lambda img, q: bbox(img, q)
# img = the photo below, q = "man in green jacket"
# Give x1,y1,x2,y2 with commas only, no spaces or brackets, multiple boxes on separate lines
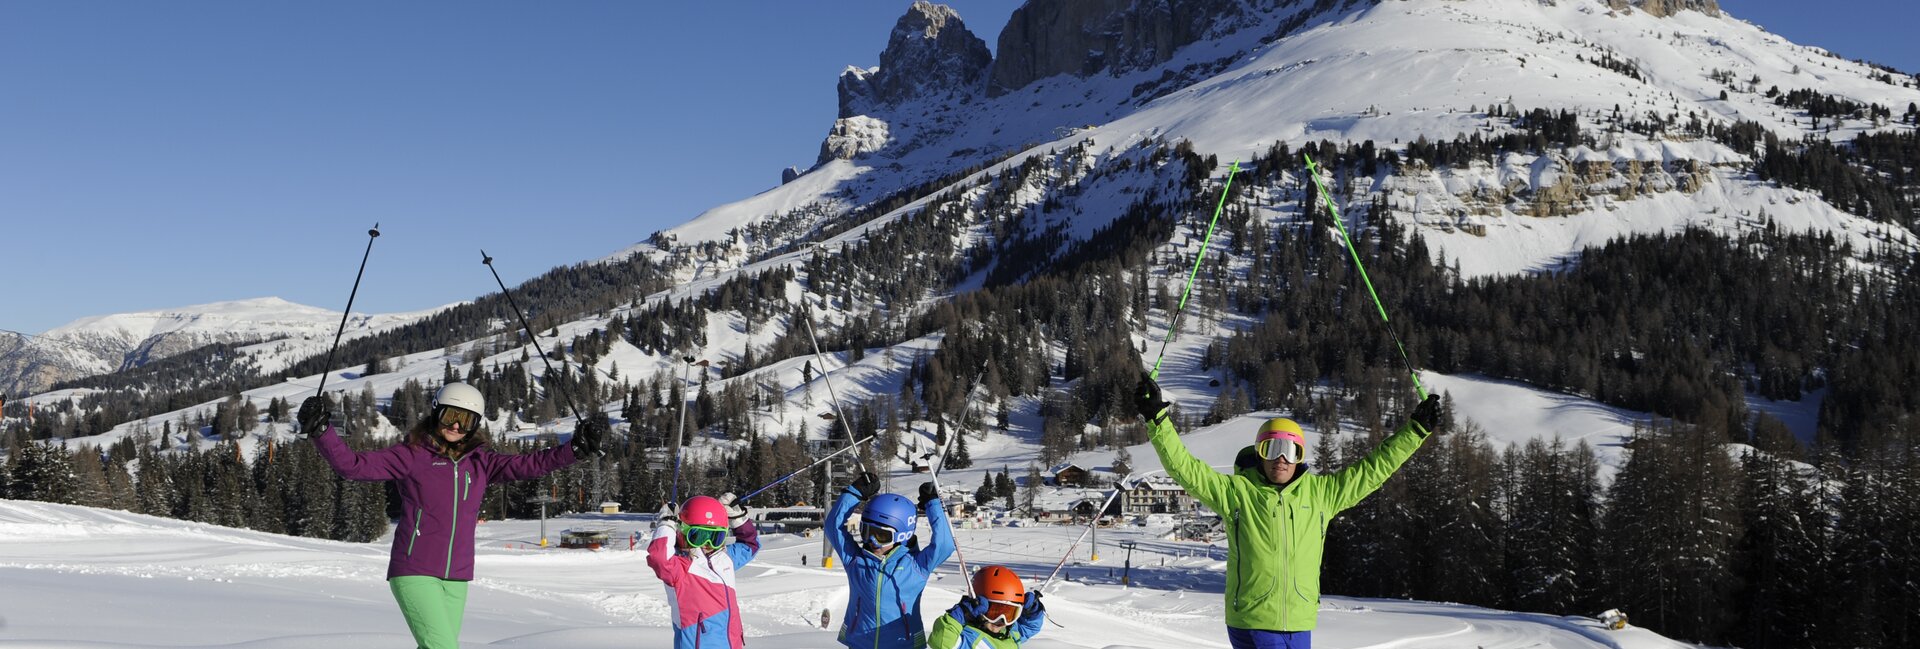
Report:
1136,373,1442,649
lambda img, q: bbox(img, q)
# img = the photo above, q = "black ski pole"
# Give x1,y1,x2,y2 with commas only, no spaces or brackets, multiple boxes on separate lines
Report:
480,250,585,423
316,224,381,397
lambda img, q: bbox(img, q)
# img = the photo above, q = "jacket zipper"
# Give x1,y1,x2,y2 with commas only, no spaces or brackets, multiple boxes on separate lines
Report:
874,546,896,649
1230,510,1243,609
1281,491,1291,623
407,508,422,556
445,460,461,578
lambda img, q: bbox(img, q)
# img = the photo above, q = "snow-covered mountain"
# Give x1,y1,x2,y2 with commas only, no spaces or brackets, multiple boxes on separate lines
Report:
0,297,445,396
645,0,1916,278
18,0,1912,465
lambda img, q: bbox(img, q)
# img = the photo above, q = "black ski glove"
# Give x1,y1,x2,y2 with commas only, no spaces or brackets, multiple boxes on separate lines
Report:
919,482,939,510
571,416,609,457
297,396,332,438
849,471,879,500
1410,394,1444,437
1135,372,1171,425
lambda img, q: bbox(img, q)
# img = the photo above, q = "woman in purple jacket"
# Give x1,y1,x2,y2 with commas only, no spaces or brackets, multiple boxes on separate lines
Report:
297,382,605,649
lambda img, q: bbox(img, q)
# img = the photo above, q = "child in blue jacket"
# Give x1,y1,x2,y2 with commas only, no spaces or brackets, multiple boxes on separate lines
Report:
827,472,957,649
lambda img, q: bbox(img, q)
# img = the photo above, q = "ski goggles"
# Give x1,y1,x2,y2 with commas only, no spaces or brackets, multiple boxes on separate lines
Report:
684,524,728,549
1255,437,1305,464
435,406,480,433
982,598,1023,626
862,522,900,547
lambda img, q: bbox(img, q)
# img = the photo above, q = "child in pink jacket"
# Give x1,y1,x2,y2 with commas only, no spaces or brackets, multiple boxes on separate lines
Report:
647,492,760,648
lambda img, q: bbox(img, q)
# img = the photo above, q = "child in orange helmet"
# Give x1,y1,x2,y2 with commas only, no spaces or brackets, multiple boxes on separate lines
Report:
930,565,1045,648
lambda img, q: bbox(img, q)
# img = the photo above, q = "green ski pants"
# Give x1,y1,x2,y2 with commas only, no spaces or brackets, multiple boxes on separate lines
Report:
390,575,470,649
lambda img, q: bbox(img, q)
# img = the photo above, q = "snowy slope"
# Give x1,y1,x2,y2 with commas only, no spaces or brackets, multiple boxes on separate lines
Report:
0,499,1699,648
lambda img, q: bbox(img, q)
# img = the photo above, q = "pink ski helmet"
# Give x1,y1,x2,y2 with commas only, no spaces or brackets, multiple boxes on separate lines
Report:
680,495,728,528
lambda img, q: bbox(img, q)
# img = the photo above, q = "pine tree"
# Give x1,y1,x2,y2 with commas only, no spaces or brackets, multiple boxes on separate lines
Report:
1730,448,1830,648
1825,454,1920,648
1502,438,1601,615
975,473,995,506
1021,464,1043,514
1600,421,1742,643
69,446,112,508
945,430,973,469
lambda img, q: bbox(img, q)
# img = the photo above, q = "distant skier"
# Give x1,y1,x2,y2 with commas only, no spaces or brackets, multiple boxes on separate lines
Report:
1136,373,1442,649
825,471,956,649
929,565,1046,648
298,382,605,649
647,492,760,649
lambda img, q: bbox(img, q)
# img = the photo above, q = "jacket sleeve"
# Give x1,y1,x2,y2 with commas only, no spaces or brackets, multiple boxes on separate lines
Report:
1319,419,1430,512
481,443,578,482
1145,417,1238,516
1013,605,1045,642
645,523,686,586
726,519,761,567
824,488,862,561
929,610,968,649
311,428,408,481
914,497,957,572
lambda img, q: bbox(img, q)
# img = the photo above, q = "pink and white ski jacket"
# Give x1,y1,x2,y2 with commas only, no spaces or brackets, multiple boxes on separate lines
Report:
646,519,760,648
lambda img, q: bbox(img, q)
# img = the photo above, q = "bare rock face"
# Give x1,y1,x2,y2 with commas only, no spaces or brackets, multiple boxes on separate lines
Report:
836,1,992,119
818,115,892,163
987,0,1247,97
1608,0,1721,18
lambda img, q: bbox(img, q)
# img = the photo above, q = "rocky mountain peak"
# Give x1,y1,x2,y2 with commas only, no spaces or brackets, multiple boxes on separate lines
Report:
836,1,992,119
1609,0,1721,18
986,0,1253,97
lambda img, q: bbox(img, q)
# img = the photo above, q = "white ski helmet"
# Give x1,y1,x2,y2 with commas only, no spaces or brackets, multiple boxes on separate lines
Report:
434,382,485,415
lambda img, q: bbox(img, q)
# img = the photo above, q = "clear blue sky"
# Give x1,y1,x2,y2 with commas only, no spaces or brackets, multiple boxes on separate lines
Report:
0,1,1912,334
0,1,1024,334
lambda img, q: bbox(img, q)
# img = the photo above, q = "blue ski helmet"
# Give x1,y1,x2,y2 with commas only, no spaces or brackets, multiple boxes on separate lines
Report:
862,493,917,538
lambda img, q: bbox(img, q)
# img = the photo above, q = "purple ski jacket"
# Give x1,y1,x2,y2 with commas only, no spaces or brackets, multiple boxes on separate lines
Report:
312,426,577,580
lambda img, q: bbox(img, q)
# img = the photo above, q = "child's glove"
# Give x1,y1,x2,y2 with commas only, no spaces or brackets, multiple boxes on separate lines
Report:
1021,591,1045,620
849,471,879,500
948,595,987,623
655,503,678,531
718,492,749,529
918,482,940,511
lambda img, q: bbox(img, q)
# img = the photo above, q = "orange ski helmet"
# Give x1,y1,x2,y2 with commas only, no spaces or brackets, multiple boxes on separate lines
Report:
972,565,1027,605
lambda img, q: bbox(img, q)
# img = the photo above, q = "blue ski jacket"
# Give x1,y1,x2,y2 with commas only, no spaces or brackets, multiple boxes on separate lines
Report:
827,486,957,649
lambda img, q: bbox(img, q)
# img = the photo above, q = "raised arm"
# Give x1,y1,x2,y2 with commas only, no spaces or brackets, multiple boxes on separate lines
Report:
311,428,409,481
481,443,577,482
826,473,878,561
726,519,761,567
1321,396,1440,512
645,517,687,586
1138,374,1239,515
914,483,956,572
1014,591,1047,641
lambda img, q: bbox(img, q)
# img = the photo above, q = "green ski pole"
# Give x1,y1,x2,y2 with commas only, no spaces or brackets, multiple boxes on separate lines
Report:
1302,153,1427,399
1150,161,1241,380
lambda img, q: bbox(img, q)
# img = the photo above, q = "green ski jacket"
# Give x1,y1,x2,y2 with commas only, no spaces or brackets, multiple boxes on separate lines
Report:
1146,416,1429,632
